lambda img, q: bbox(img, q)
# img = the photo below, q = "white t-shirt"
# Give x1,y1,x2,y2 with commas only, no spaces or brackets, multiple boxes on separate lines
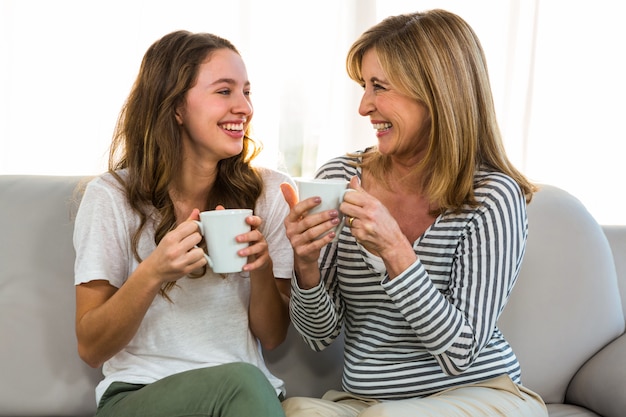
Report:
73,167,294,404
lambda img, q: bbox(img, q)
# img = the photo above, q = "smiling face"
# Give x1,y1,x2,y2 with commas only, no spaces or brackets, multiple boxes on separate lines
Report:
175,48,253,166
358,48,431,163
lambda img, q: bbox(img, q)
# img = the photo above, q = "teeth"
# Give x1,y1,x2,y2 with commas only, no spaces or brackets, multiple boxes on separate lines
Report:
373,122,392,131
222,123,244,131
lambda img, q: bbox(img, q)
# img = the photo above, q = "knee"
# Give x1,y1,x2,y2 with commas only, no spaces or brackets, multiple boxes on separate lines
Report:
228,362,266,381
219,362,276,399
184,362,275,400
281,397,307,414
357,403,390,417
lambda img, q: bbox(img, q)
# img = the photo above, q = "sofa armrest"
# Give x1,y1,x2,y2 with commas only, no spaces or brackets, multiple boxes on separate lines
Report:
565,332,626,417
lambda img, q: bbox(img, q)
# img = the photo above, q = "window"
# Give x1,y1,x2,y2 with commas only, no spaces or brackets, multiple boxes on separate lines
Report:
1,0,624,224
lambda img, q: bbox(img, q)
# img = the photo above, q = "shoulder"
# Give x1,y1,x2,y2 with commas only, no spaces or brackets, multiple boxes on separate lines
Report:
473,170,526,214
475,171,523,199
78,170,135,219
255,166,294,187
315,149,365,180
254,166,294,207
82,170,126,200
252,167,293,229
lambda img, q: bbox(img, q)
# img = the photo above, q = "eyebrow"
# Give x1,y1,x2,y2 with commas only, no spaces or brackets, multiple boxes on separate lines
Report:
211,78,250,87
369,76,388,85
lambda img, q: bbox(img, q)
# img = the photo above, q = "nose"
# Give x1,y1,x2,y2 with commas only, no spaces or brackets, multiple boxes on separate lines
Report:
234,91,253,116
358,88,374,117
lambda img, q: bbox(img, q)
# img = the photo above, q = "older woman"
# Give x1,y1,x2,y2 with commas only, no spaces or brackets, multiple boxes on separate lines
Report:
281,9,547,417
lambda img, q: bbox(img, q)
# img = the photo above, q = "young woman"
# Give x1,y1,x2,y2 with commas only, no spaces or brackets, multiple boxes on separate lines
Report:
281,9,548,417
74,30,292,417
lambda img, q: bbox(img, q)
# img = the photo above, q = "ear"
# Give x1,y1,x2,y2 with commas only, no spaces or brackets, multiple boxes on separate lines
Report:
174,106,184,125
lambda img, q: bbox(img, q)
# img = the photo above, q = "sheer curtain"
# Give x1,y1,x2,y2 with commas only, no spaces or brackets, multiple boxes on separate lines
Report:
1,0,624,224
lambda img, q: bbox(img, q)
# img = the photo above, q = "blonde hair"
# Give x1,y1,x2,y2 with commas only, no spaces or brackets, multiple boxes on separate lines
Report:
346,9,535,211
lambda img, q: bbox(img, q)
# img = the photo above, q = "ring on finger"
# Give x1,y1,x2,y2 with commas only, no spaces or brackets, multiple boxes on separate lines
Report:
348,216,355,227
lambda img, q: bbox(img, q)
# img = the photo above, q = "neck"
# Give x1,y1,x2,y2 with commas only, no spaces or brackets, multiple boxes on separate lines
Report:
171,161,219,214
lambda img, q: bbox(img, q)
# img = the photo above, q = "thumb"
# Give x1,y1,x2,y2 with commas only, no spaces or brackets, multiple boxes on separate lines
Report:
214,205,226,211
188,208,201,221
280,182,299,209
349,175,362,191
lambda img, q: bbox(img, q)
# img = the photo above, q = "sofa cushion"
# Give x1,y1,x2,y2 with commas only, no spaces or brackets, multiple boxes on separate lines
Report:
264,325,344,398
545,403,601,417
498,185,625,405
565,333,626,417
0,176,101,417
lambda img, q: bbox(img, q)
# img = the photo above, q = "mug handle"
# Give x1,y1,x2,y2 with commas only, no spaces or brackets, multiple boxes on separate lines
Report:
333,188,356,242
193,220,214,268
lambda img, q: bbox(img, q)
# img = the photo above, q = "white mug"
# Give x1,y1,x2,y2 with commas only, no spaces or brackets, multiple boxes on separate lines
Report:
296,178,354,240
194,209,252,274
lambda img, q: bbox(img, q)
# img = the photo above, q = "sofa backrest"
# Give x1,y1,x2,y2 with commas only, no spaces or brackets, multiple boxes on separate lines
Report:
603,225,626,320
498,185,625,404
0,175,100,417
1,175,624,416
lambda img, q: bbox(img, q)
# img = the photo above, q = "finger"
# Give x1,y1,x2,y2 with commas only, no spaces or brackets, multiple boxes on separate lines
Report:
187,246,207,264
182,230,203,248
215,205,226,210
239,232,266,256
179,249,208,275
244,214,262,230
242,251,270,272
280,182,299,209
236,227,261,244
174,216,201,238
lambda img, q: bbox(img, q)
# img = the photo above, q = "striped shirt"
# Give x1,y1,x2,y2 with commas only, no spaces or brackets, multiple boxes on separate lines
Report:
289,151,528,400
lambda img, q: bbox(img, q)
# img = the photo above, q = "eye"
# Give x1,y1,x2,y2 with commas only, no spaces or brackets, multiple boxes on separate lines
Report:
373,82,386,91
217,89,231,96
244,89,251,97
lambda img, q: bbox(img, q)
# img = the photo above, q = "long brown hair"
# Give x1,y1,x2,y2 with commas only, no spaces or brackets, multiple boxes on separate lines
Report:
108,30,263,292
346,9,535,211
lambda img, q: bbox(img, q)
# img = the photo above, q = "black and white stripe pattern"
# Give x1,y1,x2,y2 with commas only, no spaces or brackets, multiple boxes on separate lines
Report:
290,152,528,399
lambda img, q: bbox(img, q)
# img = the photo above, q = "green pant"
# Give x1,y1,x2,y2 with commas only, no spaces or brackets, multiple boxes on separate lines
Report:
96,362,286,417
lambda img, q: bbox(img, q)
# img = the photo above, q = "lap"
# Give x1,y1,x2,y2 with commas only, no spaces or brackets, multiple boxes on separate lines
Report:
97,362,285,417
282,375,548,417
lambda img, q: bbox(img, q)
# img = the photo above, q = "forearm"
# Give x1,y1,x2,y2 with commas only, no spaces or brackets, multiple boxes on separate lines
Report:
382,261,471,373
248,262,290,350
294,257,322,289
379,236,418,279
289,267,343,351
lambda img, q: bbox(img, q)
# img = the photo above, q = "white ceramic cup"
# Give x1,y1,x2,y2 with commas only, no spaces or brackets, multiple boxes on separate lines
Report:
194,209,252,274
296,178,353,240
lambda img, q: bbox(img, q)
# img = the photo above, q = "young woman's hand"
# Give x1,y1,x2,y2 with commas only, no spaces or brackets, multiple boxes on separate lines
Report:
237,212,272,273
143,208,207,284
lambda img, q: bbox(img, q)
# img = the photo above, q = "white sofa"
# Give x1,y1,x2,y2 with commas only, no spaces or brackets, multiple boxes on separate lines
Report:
0,175,624,417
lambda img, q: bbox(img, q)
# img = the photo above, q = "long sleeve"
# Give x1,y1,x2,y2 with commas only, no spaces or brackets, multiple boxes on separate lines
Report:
382,175,527,375
288,152,527,399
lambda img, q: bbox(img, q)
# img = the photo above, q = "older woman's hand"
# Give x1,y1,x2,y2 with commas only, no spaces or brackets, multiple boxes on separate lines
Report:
280,182,339,288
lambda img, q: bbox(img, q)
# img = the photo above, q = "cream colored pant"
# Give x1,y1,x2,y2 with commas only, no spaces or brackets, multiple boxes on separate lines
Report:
282,375,548,417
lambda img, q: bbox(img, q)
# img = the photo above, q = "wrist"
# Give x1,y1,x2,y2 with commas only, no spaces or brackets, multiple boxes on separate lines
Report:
294,261,321,290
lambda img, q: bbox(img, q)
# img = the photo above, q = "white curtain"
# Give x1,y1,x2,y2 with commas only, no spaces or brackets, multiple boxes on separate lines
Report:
1,0,624,224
